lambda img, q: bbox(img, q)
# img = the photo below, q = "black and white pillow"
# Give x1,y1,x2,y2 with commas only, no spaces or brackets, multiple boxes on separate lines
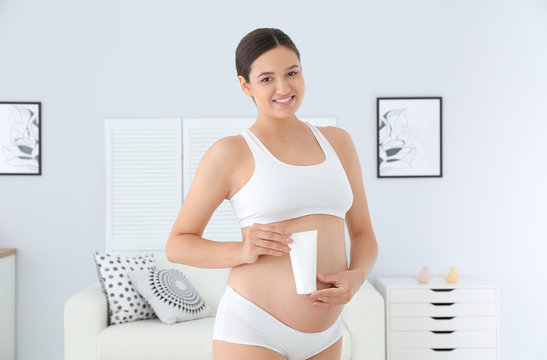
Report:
93,251,158,325
128,268,213,325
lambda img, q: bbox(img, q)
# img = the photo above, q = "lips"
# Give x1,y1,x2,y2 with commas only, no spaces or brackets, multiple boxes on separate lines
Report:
273,95,295,105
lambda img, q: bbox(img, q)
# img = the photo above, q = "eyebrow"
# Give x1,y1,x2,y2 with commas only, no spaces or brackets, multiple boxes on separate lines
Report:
256,65,300,79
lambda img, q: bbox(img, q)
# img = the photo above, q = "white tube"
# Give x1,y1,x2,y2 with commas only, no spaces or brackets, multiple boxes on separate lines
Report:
288,229,318,294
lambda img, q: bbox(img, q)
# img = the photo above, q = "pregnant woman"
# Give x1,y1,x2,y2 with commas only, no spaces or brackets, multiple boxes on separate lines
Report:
166,28,378,360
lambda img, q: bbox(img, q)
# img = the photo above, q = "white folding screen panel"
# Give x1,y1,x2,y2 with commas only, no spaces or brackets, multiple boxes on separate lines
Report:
105,118,182,253
183,117,337,244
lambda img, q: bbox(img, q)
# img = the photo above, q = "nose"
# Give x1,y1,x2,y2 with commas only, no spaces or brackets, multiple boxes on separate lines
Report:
276,78,291,96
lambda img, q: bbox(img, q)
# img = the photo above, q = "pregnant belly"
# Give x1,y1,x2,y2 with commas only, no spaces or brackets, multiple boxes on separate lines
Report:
227,214,348,333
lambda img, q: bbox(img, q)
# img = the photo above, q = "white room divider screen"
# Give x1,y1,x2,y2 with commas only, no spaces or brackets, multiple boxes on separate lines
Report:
105,117,336,253
105,118,182,253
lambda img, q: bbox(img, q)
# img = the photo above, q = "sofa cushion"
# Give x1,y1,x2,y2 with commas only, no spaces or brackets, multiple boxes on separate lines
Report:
97,317,351,360
93,251,158,325
129,268,214,325
153,252,230,311
341,322,351,360
98,317,215,360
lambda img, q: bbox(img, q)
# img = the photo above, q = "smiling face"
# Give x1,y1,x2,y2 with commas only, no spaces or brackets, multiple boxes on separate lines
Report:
238,45,305,120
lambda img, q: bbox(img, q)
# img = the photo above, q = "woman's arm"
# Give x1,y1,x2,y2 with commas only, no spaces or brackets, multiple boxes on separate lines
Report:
165,136,245,268
333,126,378,281
344,127,378,283
309,126,378,306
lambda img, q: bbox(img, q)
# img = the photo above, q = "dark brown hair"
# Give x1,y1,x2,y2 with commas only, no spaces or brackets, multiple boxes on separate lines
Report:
235,28,301,83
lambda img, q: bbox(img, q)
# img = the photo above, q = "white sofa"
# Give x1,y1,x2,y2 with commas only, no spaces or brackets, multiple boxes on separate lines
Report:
65,252,385,360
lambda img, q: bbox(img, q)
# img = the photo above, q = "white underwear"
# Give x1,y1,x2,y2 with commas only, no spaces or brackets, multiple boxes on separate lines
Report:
213,285,342,360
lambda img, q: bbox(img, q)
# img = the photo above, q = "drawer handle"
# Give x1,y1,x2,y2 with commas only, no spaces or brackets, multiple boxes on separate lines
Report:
431,348,456,352
430,288,455,292
431,316,455,320
431,302,455,306
431,330,455,334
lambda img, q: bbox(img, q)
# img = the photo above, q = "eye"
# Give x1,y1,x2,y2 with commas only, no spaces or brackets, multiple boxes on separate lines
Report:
261,77,272,82
287,71,298,76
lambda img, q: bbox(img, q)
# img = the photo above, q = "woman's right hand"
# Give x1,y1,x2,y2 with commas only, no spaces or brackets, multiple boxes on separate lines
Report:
240,224,293,264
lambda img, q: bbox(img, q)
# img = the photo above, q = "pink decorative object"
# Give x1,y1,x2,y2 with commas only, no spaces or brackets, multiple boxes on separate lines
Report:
413,266,430,283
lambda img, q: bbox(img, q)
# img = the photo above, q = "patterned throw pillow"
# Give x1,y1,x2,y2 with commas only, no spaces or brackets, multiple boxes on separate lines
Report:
128,268,214,325
93,251,158,325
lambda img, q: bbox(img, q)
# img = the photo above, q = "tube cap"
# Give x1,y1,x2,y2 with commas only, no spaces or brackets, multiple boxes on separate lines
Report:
296,283,317,295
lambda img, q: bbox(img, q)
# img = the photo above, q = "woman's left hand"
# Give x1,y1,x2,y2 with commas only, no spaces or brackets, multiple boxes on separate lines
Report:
307,270,366,307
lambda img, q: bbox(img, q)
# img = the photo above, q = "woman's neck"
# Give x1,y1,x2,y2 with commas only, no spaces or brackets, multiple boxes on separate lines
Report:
251,115,301,138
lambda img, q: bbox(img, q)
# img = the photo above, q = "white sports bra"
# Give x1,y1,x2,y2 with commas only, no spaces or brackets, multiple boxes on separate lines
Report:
229,121,354,228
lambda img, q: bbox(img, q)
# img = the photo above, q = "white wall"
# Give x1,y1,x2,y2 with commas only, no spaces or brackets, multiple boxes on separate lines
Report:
0,0,545,359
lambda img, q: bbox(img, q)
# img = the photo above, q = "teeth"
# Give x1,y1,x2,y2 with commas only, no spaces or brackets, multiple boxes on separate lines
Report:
275,96,293,103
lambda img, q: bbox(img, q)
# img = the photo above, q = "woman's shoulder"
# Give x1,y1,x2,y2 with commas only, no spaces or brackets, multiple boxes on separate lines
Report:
199,134,252,178
206,133,249,163
314,125,358,173
314,125,353,149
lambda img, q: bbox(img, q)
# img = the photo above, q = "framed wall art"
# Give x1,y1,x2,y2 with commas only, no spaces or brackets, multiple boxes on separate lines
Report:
377,97,442,178
0,102,41,175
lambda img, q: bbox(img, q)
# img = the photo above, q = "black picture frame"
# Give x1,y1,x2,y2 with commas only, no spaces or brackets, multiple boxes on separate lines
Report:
377,97,442,178
0,102,42,175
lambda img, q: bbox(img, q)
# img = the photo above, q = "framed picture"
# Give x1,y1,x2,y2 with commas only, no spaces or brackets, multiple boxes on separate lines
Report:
0,102,41,175
377,97,442,178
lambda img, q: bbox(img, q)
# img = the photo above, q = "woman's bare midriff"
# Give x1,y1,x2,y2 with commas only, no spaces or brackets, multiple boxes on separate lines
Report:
227,214,348,333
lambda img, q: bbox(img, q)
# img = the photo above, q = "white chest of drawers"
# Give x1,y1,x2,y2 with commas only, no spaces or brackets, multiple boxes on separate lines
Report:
0,248,16,360
376,277,499,360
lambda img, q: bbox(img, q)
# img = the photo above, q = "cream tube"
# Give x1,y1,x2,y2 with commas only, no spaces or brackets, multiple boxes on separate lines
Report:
288,229,318,294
